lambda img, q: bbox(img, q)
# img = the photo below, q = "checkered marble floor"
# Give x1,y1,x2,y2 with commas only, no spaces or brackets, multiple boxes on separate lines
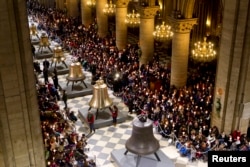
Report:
34,32,206,167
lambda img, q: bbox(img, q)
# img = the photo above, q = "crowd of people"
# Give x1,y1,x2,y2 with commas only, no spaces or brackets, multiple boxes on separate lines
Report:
27,0,250,165
37,79,96,167
28,1,97,167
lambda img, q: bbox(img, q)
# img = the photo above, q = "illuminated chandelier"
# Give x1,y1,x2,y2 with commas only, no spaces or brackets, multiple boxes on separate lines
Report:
153,21,173,41
191,37,216,62
87,0,96,7
125,10,140,27
103,0,116,16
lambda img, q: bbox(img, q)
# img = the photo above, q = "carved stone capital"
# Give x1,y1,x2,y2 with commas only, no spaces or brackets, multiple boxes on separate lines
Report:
116,0,129,8
167,17,197,33
139,6,160,19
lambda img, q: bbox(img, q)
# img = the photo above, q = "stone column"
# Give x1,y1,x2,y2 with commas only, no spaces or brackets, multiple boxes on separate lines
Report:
38,0,45,6
0,1,45,167
56,0,65,10
115,0,129,50
96,0,108,38
41,0,55,8
168,17,197,88
66,0,79,18
139,6,159,65
211,0,250,134
81,0,93,27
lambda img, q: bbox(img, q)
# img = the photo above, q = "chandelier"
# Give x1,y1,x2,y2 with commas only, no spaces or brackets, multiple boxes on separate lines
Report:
153,21,173,41
87,0,96,7
125,10,140,27
103,1,116,16
191,37,216,62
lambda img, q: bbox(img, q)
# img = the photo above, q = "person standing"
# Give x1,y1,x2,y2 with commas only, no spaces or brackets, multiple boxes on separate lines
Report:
109,105,118,127
31,44,36,58
52,68,59,89
43,59,50,68
43,66,49,84
62,90,68,109
87,111,95,134
247,125,250,140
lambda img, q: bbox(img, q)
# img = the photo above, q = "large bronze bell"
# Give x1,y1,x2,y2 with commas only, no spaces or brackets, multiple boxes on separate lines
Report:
38,33,52,53
51,45,67,68
124,117,160,166
89,79,113,109
29,23,39,38
67,62,85,79
39,33,50,46
66,62,87,90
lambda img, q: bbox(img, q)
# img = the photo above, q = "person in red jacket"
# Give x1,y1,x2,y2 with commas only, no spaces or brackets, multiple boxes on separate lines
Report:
87,111,95,133
109,105,118,126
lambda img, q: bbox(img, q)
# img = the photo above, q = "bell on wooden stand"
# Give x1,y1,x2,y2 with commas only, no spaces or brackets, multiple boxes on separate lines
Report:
38,32,52,53
89,78,113,119
51,45,67,68
66,62,87,90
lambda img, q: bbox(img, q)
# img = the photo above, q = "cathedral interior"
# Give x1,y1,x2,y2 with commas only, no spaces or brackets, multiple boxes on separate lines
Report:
0,0,250,167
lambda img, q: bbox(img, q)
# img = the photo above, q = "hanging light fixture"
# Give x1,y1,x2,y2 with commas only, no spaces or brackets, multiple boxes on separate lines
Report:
87,0,96,8
125,10,140,27
153,21,173,41
191,37,216,62
103,0,116,16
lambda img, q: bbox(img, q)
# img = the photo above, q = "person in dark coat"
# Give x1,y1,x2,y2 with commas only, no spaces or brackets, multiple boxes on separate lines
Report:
52,68,59,89
43,66,49,84
247,125,250,140
62,90,68,109
43,59,50,68
31,44,36,57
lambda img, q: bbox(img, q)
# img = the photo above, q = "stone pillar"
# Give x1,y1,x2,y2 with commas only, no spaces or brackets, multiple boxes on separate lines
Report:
41,0,55,8
211,0,250,134
56,0,65,10
66,0,79,18
139,6,159,65
81,0,93,27
96,0,108,38
0,1,45,167
168,17,197,88
115,0,129,50
38,0,45,6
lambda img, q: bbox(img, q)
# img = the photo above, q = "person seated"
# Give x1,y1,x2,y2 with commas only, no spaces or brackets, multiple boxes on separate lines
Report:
179,142,191,157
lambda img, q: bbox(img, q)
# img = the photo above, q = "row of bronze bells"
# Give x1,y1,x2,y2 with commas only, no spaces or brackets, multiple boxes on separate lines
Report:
29,23,49,46
29,23,50,47
125,117,160,167
67,62,85,80
89,79,113,109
